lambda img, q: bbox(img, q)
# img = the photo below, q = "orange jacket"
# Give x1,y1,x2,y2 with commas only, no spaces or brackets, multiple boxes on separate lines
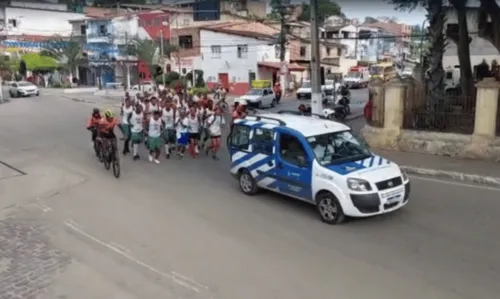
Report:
87,115,101,128
98,117,118,133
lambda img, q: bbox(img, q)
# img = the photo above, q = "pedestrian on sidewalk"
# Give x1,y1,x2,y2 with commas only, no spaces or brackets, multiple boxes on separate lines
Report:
274,82,282,103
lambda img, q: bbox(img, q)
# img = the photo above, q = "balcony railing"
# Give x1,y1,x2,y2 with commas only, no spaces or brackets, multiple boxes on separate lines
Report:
86,33,112,43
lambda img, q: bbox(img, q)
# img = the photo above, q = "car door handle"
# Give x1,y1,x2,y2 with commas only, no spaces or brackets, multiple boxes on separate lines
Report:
267,161,274,167
277,162,283,169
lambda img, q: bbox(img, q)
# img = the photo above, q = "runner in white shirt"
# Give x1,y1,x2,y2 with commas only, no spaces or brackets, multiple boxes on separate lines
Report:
187,107,201,158
120,97,134,155
129,104,145,161
150,97,160,113
161,102,177,159
205,107,226,160
146,110,164,164
175,112,189,158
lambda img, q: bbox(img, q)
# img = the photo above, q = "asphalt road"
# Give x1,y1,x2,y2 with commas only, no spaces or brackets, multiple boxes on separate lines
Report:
0,94,499,299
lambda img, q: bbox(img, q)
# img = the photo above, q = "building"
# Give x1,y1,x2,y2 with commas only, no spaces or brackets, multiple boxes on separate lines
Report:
443,5,500,72
267,20,350,79
171,22,304,95
364,20,411,59
0,0,84,51
322,25,397,63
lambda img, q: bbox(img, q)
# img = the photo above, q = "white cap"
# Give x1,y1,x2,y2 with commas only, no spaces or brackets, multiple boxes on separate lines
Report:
237,99,248,106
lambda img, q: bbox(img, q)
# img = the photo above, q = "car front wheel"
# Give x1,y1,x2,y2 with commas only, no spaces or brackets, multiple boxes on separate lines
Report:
316,192,345,224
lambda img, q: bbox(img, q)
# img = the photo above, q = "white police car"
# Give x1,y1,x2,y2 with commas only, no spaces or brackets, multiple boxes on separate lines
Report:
227,113,410,224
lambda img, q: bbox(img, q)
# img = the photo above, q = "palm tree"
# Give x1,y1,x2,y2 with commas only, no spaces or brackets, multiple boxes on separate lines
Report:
42,37,85,83
127,38,178,84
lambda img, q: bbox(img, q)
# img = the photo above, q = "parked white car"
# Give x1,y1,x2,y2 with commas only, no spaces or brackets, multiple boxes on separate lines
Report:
236,88,276,109
9,81,39,97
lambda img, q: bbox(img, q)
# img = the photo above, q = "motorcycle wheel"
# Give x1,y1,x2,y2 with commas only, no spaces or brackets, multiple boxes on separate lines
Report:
335,109,347,121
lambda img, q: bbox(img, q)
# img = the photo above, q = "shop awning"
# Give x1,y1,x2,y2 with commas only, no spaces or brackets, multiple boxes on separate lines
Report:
257,61,305,71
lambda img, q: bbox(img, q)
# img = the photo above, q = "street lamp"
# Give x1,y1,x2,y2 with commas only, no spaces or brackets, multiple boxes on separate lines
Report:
419,19,428,65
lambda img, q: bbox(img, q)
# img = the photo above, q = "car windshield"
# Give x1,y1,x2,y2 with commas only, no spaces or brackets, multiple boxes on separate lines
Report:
18,82,33,87
301,81,311,88
247,89,263,96
345,72,361,78
370,66,383,75
307,130,371,165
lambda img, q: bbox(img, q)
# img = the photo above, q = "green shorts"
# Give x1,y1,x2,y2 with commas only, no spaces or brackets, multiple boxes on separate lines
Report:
130,131,144,143
162,129,177,144
119,124,131,139
148,136,162,151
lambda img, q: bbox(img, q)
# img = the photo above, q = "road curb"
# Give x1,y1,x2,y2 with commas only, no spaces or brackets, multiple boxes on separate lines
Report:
401,165,500,187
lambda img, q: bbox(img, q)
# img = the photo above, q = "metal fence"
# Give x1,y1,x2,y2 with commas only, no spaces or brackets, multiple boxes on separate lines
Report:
403,83,476,135
366,88,384,128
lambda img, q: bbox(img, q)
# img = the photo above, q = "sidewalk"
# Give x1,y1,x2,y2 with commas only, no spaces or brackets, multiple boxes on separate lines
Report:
374,149,500,187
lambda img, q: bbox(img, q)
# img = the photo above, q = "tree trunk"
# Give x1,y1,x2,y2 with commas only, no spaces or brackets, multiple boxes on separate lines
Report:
450,0,474,98
478,0,500,54
425,0,446,112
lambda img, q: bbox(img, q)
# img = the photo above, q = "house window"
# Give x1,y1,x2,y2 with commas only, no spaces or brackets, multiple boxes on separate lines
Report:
342,31,349,38
80,25,86,35
8,19,17,27
300,46,306,57
211,45,221,58
179,35,193,49
146,19,151,26
99,25,107,35
154,17,160,26
326,47,330,56
337,48,342,56
237,44,248,58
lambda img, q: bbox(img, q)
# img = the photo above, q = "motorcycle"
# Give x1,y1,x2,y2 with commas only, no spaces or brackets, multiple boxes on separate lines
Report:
335,86,351,115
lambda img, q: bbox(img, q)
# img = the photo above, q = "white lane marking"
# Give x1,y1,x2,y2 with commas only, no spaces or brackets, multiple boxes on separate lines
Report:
35,203,52,212
410,175,500,192
64,221,210,293
109,241,132,254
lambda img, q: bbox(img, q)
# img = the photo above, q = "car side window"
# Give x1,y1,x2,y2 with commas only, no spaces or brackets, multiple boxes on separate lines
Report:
230,125,251,150
12,83,17,87
263,89,268,95
278,133,308,167
252,128,273,155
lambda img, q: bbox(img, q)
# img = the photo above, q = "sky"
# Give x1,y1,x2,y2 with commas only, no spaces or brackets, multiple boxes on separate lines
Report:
290,0,427,26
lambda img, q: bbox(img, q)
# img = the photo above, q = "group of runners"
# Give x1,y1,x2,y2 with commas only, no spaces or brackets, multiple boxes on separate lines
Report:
87,89,249,165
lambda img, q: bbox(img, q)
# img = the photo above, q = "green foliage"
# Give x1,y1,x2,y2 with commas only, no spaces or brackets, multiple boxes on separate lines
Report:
0,55,19,73
42,37,84,76
128,38,159,76
155,71,181,86
189,87,209,95
364,16,378,23
298,0,343,23
20,53,58,71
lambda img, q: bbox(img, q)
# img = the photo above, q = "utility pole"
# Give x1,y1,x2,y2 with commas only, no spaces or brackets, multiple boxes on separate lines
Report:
354,25,358,60
310,0,322,114
278,0,288,94
160,29,165,86
124,32,131,90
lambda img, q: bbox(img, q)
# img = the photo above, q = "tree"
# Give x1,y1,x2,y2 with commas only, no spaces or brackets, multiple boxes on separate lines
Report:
297,0,343,23
42,37,84,83
127,38,159,81
92,0,145,7
447,0,474,98
364,16,378,24
388,0,446,108
478,0,500,54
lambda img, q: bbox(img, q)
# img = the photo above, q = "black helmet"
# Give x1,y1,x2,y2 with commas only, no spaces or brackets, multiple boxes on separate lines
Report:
92,108,100,114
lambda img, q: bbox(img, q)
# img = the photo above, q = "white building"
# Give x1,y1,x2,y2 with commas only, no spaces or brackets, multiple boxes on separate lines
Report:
443,5,500,70
0,0,84,38
195,28,299,95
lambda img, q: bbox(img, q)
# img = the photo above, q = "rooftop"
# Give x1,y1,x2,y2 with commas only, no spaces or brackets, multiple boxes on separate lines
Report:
236,113,351,137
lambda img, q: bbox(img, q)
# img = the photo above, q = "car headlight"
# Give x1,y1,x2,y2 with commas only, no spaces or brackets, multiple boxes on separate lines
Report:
400,168,409,181
347,178,372,192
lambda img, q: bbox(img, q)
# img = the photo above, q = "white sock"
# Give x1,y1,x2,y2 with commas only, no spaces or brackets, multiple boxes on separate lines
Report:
165,144,169,153
133,144,138,155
